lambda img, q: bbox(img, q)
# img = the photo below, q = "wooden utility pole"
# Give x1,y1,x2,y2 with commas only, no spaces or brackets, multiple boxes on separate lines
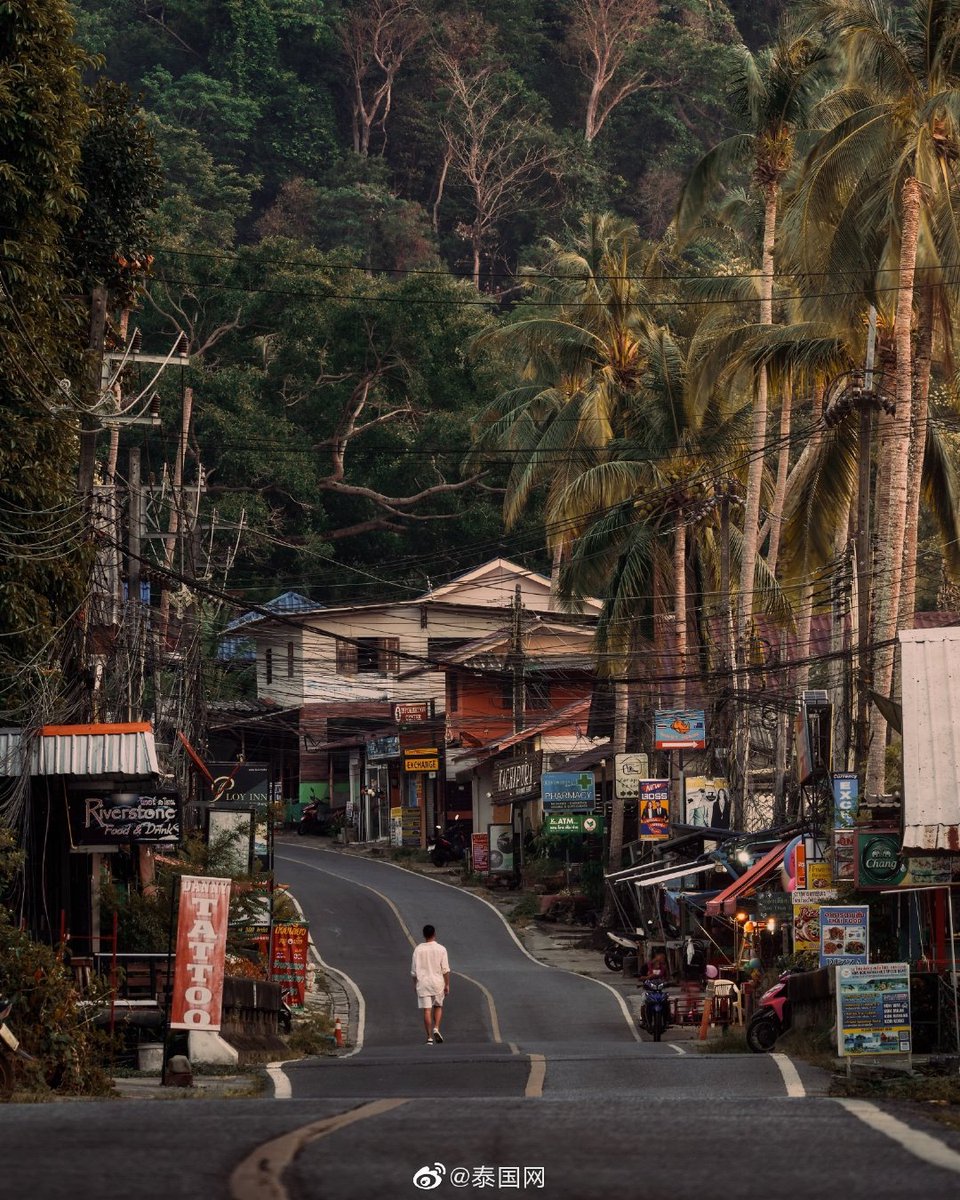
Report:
127,446,144,722
855,308,877,777
158,386,194,657
78,286,109,497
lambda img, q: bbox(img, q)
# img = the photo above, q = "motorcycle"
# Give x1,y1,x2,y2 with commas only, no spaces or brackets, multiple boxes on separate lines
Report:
746,969,793,1052
639,971,671,1042
427,818,466,867
0,997,33,1099
603,930,645,973
297,801,332,836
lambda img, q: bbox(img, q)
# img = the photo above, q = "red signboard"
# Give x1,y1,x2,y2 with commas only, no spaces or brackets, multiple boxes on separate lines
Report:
471,832,490,874
394,701,434,724
270,921,310,1009
170,875,231,1031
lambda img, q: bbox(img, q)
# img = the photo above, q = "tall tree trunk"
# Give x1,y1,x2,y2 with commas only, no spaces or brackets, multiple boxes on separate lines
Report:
585,77,602,143
899,284,934,632
674,519,687,704
733,185,777,825
866,176,921,796
765,371,793,577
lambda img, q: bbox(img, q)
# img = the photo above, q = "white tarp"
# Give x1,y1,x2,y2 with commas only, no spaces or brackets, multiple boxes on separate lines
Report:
899,628,960,852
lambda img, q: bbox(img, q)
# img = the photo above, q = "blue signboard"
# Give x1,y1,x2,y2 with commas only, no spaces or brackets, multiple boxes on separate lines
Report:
832,772,859,829
541,771,595,812
819,905,869,968
654,709,706,750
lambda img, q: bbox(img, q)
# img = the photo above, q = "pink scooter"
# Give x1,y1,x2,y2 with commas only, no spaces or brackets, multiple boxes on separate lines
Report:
746,970,793,1052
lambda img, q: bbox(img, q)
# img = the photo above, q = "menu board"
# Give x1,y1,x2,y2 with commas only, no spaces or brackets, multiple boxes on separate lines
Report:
819,905,869,967
792,888,838,952
837,963,911,1056
471,832,490,874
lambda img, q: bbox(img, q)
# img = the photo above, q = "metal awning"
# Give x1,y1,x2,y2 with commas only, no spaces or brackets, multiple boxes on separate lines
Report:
632,862,720,889
0,723,160,778
705,842,788,916
607,858,717,888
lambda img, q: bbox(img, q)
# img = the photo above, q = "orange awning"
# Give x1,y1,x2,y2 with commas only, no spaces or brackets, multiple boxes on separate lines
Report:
705,842,789,916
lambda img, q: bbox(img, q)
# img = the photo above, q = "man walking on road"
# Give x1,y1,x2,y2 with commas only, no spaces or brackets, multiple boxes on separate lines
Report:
411,924,449,1044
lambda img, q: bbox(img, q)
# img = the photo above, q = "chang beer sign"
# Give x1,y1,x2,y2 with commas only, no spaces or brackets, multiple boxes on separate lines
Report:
855,831,907,890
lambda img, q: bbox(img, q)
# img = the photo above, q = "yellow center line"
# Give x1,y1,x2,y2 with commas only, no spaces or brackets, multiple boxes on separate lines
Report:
230,1098,408,1200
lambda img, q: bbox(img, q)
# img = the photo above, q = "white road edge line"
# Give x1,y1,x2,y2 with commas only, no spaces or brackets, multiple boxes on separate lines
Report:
265,1062,292,1100
771,1052,805,1097
835,1098,960,1175
278,843,641,1042
668,1042,686,1055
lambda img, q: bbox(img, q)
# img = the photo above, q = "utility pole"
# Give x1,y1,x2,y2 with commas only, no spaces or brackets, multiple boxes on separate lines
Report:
158,386,194,657
77,285,108,498
506,583,526,870
127,446,144,722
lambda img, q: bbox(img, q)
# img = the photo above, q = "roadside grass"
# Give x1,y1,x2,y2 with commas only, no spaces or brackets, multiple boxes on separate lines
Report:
287,1005,339,1056
696,1028,749,1053
507,893,541,925
830,1058,960,1130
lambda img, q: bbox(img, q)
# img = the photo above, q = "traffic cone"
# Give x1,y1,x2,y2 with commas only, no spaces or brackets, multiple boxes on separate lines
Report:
334,1016,343,1047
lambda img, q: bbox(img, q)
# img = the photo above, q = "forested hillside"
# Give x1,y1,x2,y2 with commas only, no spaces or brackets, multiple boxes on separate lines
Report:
69,1,785,601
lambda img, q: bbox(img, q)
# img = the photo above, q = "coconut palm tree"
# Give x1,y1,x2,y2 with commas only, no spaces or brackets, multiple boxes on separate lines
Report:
676,21,828,803
790,0,960,790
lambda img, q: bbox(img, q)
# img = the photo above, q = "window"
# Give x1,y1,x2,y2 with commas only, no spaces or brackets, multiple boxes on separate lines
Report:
336,637,399,676
287,641,295,678
265,647,273,685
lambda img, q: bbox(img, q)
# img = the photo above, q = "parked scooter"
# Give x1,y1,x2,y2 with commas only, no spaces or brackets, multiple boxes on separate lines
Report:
0,996,33,1098
639,971,671,1042
428,818,466,866
746,969,793,1052
297,800,332,836
603,930,645,973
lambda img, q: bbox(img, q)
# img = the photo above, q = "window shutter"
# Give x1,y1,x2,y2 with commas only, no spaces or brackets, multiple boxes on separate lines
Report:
381,637,400,674
336,639,358,675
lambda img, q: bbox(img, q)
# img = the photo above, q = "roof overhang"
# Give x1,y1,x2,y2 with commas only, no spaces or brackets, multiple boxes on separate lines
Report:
0,723,161,779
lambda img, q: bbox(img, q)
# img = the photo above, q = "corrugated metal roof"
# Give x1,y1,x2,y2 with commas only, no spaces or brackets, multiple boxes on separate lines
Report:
223,591,323,633
900,628,960,851
0,723,160,779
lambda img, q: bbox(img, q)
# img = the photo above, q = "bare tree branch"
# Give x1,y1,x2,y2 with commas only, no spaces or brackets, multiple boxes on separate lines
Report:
338,0,425,155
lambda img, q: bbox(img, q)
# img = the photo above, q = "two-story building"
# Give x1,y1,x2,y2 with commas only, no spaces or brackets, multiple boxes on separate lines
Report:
226,558,601,844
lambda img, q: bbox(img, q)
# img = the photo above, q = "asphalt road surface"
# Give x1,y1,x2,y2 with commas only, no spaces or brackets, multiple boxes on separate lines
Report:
3,841,960,1200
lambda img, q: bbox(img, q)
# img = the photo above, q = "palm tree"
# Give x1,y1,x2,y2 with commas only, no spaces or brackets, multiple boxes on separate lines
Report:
676,22,827,798
792,0,960,790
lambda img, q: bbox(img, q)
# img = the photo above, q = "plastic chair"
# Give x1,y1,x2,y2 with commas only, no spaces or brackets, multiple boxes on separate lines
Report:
710,979,744,1026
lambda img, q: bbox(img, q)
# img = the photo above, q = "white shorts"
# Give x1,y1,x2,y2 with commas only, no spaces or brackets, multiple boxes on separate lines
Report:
417,994,444,1009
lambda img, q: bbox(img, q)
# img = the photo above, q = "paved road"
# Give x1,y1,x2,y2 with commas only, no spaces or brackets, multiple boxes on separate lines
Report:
3,842,960,1200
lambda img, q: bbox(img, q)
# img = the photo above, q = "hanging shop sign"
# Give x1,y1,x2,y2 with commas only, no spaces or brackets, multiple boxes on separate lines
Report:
837,963,912,1057
544,813,605,836
684,776,732,829
541,771,595,812
638,780,671,840
207,762,270,807
855,830,960,889
270,922,310,1010
819,905,869,968
394,701,435,725
68,792,180,847
492,751,542,803
833,829,856,882
614,753,650,799
832,773,860,829
390,806,403,848
654,709,706,750
471,832,490,874
403,747,439,772
487,824,516,874
401,806,422,847
170,875,231,1031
